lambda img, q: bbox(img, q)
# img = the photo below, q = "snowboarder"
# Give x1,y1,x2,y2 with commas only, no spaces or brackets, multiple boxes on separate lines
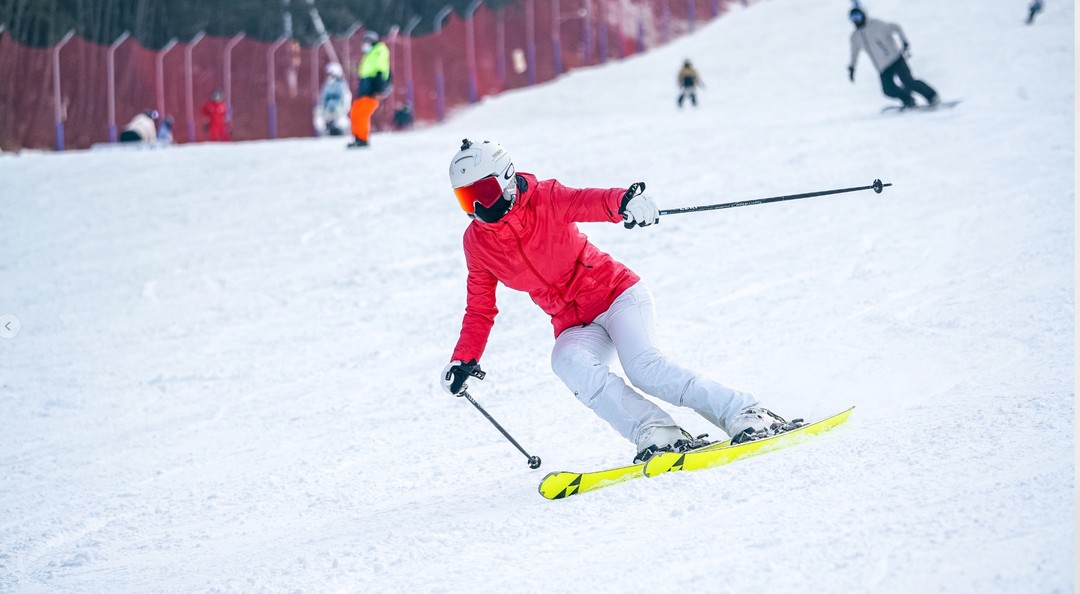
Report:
348,31,390,148
440,139,793,463
314,62,352,136
156,116,174,144
847,7,939,109
677,59,704,108
200,90,230,141
1026,0,1043,24
392,103,414,131
119,109,157,143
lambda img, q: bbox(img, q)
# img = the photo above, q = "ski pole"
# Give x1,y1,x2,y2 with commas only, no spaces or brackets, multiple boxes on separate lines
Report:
658,179,892,217
460,386,542,469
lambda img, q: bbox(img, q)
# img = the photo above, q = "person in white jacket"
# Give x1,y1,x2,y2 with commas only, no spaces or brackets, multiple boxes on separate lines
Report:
847,7,938,109
314,63,352,136
119,109,158,143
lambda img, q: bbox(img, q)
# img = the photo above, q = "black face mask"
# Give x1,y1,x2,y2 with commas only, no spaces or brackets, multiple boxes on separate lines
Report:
473,195,514,223
472,175,523,223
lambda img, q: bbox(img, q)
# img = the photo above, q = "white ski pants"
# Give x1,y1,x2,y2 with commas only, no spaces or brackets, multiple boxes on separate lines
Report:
550,282,758,447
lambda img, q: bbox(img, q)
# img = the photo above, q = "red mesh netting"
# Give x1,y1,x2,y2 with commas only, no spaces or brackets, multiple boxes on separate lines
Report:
0,0,744,151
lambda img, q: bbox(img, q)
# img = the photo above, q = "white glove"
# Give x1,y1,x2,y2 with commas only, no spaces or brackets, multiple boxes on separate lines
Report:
621,193,660,228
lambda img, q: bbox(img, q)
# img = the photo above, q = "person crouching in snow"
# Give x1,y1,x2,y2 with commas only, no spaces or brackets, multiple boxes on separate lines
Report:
440,139,794,463
847,7,938,109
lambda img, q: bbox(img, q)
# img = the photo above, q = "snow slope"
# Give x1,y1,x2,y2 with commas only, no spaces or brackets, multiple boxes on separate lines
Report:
0,0,1074,591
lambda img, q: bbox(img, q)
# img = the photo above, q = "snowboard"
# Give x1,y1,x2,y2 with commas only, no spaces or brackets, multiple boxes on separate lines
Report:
882,99,961,114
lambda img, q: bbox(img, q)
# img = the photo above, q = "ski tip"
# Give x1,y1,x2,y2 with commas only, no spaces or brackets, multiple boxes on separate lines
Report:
538,471,582,500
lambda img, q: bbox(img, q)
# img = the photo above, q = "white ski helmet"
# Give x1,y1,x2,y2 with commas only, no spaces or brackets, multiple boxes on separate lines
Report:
326,62,343,78
449,139,517,223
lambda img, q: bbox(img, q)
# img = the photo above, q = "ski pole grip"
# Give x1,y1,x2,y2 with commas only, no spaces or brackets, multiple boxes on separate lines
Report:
620,182,646,229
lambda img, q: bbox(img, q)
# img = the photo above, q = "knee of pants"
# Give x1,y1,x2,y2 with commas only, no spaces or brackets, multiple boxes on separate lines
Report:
621,349,672,394
551,346,610,407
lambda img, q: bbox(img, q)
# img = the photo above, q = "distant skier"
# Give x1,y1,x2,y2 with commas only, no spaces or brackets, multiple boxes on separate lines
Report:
200,90,230,141
314,63,352,136
119,109,157,143
392,103,414,131
441,139,796,463
1026,0,1043,24
676,59,704,108
348,31,391,148
847,7,939,109
156,116,174,144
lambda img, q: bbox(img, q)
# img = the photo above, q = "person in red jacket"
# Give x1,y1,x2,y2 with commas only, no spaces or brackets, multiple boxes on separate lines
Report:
200,90,230,141
441,139,794,463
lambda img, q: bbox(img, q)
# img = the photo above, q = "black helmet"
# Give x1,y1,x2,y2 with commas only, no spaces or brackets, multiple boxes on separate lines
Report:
849,7,867,26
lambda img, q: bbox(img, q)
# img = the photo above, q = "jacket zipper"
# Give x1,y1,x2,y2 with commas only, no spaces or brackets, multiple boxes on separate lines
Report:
506,224,568,303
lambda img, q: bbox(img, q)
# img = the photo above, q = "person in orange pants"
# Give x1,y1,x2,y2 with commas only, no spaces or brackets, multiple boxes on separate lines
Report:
351,96,379,145
348,31,391,148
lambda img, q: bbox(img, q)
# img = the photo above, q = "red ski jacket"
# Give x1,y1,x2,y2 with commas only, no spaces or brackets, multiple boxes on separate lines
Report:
451,173,640,362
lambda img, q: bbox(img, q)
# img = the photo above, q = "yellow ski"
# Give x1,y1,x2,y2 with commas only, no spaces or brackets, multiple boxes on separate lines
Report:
538,438,733,500
643,407,854,478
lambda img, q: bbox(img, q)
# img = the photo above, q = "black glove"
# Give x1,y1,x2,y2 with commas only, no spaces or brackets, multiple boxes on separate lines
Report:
441,359,484,395
847,65,855,82
902,42,911,57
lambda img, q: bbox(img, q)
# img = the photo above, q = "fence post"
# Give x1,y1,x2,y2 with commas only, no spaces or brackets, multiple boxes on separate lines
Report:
582,0,592,65
384,25,400,117
433,5,453,122
495,8,506,84
224,33,245,133
184,31,206,142
267,36,288,139
342,23,362,91
597,0,608,63
551,0,563,76
614,0,624,59
106,31,131,143
52,29,75,151
637,0,646,53
310,43,322,115
156,38,178,121
402,16,421,110
662,0,672,43
687,0,697,32
465,0,483,102
525,0,536,85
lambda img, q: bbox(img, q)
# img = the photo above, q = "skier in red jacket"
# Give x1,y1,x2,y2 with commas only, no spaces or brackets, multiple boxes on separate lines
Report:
200,90,230,142
441,139,793,462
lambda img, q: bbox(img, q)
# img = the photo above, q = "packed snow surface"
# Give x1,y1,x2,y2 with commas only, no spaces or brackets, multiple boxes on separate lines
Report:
0,0,1074,591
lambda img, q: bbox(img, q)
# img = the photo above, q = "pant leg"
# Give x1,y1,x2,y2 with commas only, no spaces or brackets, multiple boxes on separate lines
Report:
551,323,679,446
351,96,379,141
893,57,938,104
879,59,916,107
595,283,760,437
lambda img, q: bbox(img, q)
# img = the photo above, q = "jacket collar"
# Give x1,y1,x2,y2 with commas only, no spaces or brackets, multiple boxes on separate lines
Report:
473,174,531,232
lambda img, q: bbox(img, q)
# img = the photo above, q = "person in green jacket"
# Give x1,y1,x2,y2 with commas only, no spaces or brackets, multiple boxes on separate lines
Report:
348,31,391,148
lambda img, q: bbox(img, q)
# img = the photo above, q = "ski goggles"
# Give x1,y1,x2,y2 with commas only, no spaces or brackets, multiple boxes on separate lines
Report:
454,175,506,215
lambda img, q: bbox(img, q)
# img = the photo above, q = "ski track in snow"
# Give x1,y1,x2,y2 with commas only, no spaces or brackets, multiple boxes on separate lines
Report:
0,0,1074,592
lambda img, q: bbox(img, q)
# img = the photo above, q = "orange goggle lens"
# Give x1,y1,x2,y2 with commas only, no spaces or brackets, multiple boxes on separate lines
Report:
454,175,505,214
